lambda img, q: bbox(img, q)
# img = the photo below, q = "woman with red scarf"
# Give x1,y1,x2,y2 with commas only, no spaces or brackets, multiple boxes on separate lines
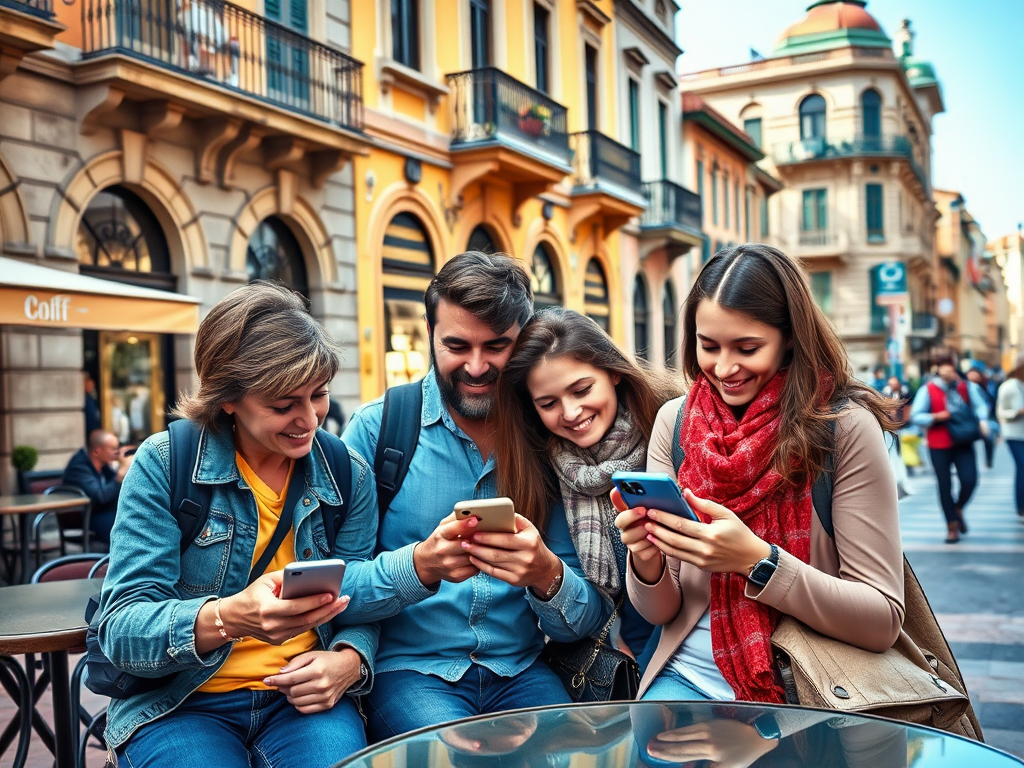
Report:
615,244,904,705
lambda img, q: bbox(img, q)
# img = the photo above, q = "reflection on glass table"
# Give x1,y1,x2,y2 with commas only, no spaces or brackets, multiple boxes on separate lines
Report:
335,701,1023,768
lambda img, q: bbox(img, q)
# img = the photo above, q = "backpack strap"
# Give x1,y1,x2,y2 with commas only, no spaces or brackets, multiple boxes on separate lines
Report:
167,419,212,553
374,382,423,522
811,399,853,541
671,394,688,475
314,430,352,547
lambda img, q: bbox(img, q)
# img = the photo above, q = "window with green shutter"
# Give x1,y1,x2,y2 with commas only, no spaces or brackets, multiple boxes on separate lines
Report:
866,183,884,242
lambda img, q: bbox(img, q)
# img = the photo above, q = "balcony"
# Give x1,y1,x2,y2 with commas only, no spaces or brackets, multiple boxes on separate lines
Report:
638,180,703,258
771,133,929,198
0,0,64,81
567,130,646,235
75,0,368,186
787,229,850,260
446,67,571,213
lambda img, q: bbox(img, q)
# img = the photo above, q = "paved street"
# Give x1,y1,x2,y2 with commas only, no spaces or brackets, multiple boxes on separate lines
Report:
900,440,1024,758
4,442,1024,766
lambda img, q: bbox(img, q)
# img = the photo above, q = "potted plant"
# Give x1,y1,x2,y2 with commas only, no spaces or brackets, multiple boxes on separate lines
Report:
11,445,38,472
518,103,552,138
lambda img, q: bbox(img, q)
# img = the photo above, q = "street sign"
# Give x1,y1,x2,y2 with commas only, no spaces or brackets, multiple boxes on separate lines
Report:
872,262,908,306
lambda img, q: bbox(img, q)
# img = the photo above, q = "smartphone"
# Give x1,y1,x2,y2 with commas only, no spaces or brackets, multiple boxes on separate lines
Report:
453,497,517,533
280,558,346,600
611,471,702,523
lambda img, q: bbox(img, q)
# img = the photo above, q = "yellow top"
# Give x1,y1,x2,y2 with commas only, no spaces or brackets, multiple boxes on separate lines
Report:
198,454,318,693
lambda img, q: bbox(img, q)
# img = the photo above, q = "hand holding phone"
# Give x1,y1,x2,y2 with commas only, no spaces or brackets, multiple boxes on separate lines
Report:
280,558,347,600
611,471,702,523
453,497,517,533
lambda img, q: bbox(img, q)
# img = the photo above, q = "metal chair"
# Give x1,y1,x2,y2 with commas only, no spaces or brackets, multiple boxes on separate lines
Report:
36,486,93,565
30,554,107,767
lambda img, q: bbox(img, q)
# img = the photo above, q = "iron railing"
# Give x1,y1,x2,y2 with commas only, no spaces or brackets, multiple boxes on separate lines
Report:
447,67,570,165
570,130,642,196
640,180,702,233
772,133,928,189
81,0,364,130
797,230,838,247
0,0,54,19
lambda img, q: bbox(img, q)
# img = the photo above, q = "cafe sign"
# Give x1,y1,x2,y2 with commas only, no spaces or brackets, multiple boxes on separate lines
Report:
0,286,199,334
23,293,72,323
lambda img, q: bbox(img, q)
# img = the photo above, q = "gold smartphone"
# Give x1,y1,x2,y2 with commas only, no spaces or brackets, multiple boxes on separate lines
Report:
453,497,517,533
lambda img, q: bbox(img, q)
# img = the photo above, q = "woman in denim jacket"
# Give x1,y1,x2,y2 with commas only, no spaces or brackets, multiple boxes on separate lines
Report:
96,282,378,768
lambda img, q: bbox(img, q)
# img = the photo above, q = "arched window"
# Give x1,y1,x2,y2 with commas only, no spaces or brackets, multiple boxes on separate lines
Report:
246,217,309,296
662,282,677,367
382,211,435,389
77,185,173,289
861,88,882,142
584,257,610,332
633,274,649,361
799,94,826,140
467,224,497,253
531,243,561,310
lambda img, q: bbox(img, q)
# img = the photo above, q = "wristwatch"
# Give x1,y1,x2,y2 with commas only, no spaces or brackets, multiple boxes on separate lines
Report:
531,570,563,601
747,543,779,588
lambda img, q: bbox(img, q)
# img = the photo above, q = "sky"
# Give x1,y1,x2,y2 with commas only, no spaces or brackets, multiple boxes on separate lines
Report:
674,0,1024,241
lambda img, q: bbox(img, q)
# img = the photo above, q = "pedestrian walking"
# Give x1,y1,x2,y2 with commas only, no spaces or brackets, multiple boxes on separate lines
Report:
997,353,1024,518
967,364,999,469
909,359,990,543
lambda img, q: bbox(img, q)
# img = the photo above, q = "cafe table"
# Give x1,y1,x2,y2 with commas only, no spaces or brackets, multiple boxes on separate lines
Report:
0,578,102,768
0,493,88,584
335,701,1024,768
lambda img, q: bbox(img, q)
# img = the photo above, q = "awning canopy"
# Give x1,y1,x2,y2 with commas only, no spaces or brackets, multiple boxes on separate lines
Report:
0,257,200,334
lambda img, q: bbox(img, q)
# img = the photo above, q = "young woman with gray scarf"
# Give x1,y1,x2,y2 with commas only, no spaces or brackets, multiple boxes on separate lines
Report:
492,308,682,658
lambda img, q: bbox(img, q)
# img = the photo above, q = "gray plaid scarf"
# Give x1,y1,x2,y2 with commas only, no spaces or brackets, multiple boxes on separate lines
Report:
549,410,646,596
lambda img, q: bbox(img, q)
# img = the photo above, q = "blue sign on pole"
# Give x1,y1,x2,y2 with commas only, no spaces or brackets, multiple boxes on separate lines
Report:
872,262,908,306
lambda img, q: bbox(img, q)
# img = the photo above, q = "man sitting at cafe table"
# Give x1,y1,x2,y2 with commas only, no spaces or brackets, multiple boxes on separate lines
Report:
62,429,135,544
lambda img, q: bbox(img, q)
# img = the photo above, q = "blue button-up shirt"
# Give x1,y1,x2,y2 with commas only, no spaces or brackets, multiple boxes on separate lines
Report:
342,372,608,681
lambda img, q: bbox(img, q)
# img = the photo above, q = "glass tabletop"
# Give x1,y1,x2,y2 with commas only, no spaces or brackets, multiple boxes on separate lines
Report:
335,701,1022,768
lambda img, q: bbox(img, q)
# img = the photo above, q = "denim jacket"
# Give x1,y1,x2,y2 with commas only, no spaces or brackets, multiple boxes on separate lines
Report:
342,372,610,681
97,423,379,748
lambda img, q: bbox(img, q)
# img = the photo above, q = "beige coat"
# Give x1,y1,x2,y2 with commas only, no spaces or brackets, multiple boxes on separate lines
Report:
628,397,905,697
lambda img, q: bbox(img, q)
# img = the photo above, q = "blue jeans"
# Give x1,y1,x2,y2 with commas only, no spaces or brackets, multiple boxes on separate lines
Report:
366,660,570,742
115,689,365,768
641,667,715,701
1007,440,1024,514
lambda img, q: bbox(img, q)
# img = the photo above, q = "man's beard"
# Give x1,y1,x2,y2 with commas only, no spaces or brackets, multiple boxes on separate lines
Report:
432,354,500,420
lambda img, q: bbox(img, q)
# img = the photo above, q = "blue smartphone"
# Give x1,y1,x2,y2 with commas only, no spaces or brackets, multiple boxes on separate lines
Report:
611,471,702,523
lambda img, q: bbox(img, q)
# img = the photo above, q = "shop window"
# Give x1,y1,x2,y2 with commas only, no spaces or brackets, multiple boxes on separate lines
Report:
246,216,309,296
383,211,435,389
391,0,420,69
633,274,649,360
584,258,610,332
662,281,677,367
77,185,174,290
799,94,826,140
467,224,497,253
531,243,561,310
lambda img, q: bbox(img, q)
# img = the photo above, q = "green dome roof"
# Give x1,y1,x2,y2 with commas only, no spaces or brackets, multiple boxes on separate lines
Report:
903,56,938,88
774,0,890,56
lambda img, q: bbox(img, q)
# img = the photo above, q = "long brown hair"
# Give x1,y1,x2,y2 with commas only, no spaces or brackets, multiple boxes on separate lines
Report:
682,244,896,487
494,308,683,530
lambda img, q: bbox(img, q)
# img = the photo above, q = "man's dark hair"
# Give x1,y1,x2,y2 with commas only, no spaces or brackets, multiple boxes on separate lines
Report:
424,251,533,333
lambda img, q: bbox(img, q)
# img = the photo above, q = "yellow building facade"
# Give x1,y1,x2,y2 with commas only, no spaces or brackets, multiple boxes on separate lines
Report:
350,0,658,400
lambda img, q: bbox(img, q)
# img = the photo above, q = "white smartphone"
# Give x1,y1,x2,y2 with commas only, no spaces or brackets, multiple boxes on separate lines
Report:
453,497,517,533
280,558,347,600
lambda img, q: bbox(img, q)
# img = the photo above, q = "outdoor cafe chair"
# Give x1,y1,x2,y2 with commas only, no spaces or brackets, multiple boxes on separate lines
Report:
37,486,93,563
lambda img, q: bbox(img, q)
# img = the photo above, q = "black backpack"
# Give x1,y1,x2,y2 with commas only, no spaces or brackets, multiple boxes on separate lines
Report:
373,382,423,522
83,420,352,698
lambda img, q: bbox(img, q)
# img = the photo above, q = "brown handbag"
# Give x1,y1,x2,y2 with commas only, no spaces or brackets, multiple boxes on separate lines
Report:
771,556,982,740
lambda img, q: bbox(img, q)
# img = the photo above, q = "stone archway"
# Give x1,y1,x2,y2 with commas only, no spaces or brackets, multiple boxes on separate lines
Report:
0,154,30,250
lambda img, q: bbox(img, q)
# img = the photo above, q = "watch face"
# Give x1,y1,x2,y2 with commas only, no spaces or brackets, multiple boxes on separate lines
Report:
749,560,776,587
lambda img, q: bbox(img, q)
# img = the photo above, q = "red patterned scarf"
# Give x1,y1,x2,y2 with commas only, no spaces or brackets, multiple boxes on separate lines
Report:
677,370,813,703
